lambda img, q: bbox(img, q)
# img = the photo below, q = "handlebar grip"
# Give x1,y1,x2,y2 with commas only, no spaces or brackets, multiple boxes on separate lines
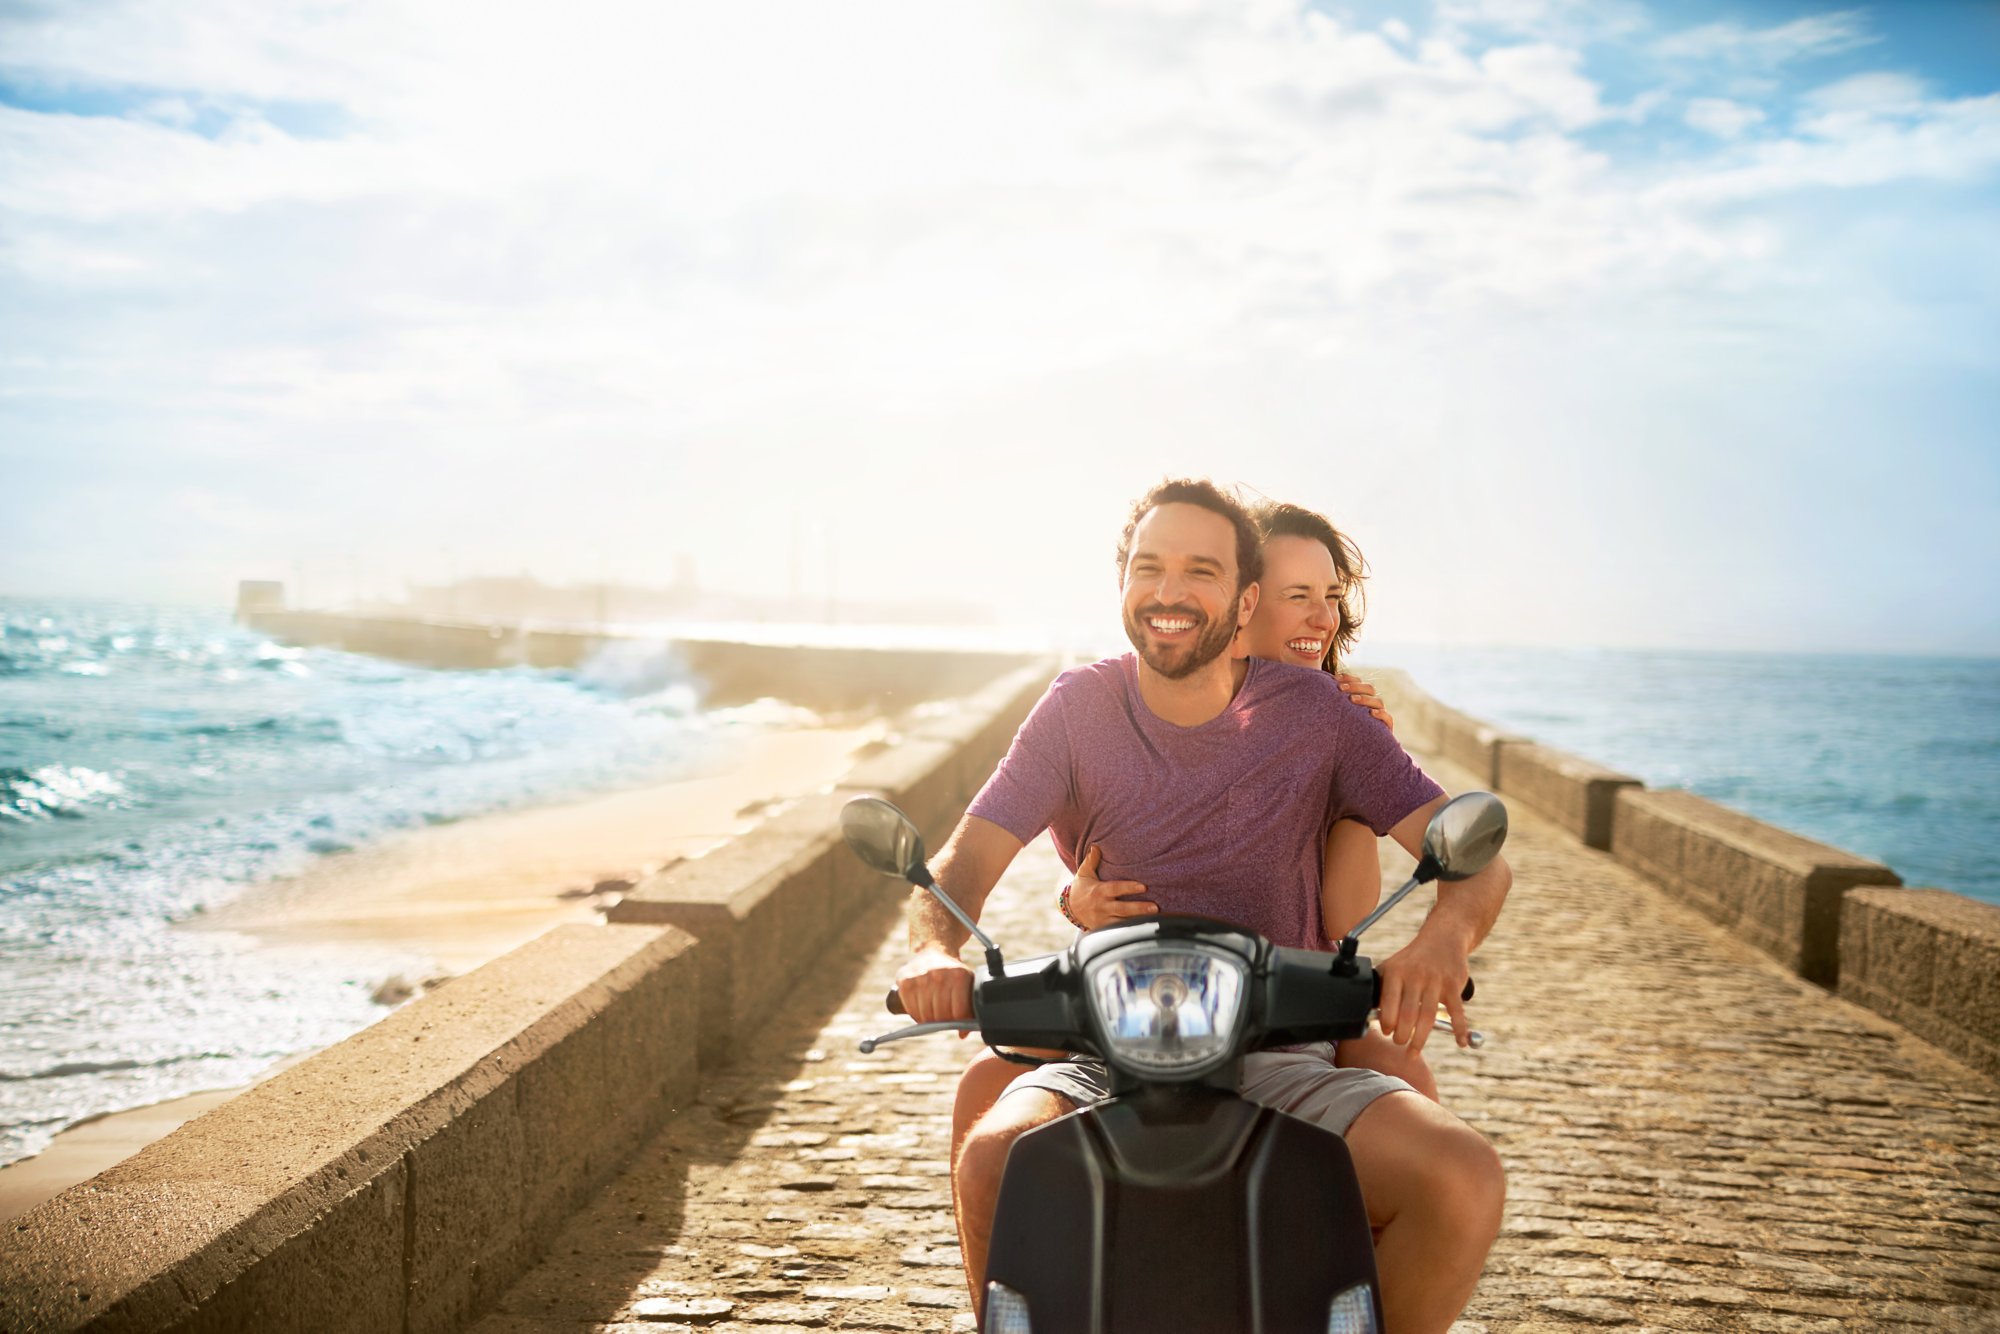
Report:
885,987,906,1016
1369,975,1476,1005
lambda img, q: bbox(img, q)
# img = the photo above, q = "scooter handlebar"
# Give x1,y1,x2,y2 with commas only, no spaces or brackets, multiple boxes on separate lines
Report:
1369,975,1476,1005
894,976,1468,1017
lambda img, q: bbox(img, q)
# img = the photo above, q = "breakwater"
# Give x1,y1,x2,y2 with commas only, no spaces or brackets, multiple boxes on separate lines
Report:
1367,667,2000,1085
239,610,1037,714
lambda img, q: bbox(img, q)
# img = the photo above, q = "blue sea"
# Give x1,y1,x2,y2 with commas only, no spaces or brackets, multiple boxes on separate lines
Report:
1367,645,2000,907
0,599,790,1168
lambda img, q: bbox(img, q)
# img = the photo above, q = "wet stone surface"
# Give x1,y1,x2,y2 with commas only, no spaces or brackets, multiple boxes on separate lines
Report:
473,746,2000,1333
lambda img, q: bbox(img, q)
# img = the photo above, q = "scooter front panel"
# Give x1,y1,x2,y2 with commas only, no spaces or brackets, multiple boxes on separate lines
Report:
984,1095,1379,1333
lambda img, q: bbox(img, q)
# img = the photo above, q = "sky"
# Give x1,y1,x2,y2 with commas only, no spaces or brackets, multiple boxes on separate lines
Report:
2,0,1996,654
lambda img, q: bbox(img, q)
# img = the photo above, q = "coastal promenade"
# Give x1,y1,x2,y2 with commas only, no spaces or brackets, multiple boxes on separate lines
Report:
468,740,2000,1333
5,620,1994,1332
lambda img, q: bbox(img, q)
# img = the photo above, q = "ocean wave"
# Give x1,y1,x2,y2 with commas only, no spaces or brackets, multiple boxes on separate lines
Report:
0,765,127,822
703,697,827,730
0,599,790,1164
0,1053,235,1082
571,639,698,700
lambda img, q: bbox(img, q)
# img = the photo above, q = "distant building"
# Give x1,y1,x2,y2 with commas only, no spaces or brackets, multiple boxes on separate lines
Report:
237,580,285,616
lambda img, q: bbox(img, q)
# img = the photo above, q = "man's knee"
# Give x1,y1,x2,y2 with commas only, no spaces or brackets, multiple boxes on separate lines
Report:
1432,1120,1506,1238
1347,1092,1505,1238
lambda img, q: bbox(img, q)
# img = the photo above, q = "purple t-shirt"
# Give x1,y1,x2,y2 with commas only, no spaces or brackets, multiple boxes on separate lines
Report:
967,654,1444,951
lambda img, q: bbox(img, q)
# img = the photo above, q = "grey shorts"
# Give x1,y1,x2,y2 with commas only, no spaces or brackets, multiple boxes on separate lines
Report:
999,1042,1413,1137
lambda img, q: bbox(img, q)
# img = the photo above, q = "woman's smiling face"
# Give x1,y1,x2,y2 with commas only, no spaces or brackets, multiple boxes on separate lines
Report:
1243,534,1343,669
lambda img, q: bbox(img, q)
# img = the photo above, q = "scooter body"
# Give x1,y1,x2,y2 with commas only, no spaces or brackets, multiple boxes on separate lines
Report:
837,790,1507,1334
959,916,1389,1334
987,1086,1377,1333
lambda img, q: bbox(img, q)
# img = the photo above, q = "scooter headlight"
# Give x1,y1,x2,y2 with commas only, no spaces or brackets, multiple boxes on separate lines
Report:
1326,1282,1379,1333
1084,942,1249,1079
985,1281,1033,1333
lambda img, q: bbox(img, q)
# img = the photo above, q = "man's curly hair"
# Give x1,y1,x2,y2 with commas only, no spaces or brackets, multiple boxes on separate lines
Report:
1114,478,1263,597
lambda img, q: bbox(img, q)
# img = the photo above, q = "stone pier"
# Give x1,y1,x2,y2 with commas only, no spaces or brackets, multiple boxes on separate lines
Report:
466,743,2000,1334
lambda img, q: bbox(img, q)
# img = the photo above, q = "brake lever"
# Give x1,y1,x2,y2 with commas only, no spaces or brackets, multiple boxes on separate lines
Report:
858,1019,984,1054
1433,1015,1485,1049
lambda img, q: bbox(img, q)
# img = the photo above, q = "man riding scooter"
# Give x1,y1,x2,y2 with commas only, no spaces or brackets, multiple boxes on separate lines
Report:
894,478,1512,1334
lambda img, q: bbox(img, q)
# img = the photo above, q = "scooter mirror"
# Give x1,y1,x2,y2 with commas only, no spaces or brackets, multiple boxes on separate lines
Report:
839,796,1007,967
1419,791,1508,882
841,796,929,883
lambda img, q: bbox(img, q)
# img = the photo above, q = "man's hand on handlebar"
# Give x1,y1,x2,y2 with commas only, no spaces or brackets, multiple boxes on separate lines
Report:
1375,931,1474,1056
894,948,974,1025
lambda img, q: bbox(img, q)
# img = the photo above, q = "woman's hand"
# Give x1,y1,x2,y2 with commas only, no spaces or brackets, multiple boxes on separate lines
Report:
1069,844,1156,929
1335,673,1394,733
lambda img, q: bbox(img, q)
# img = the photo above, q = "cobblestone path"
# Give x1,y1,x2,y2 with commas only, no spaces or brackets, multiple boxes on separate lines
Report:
474,749,2000,1333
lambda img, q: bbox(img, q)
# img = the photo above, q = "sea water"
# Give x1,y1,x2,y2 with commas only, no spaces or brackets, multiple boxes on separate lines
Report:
0,599,789,1167
1367,645,2000,907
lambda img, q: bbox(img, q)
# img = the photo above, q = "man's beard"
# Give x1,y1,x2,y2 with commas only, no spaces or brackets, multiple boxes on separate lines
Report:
1122,602,1238,681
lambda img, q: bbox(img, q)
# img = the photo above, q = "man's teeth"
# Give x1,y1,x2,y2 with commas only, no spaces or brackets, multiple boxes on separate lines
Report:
1149,617,1195,632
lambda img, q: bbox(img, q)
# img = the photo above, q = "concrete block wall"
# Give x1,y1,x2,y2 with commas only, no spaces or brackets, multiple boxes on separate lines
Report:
1493,743,1642,852
0,924,700,1334
610,661,1057,1066
1352,662,1981,1071
1840,888,2000,1082
1609,788,1899,986
1429,704,1527,790
0,653,1063,1332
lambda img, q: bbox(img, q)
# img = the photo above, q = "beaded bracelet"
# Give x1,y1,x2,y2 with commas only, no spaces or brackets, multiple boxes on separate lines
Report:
1057,880,1081,928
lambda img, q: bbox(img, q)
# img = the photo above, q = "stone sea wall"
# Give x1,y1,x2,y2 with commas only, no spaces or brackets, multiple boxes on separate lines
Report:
239,610,1038,714
1364,667,2000,1084
0,649,1062,1334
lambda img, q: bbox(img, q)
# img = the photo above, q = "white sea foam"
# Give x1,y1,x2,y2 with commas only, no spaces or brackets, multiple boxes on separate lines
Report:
0,764,127,821
0,599,758,1167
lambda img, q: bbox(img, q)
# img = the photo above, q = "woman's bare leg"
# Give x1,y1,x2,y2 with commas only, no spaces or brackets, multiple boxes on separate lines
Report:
952,1047,1031,1166
1335,1030,1439,1101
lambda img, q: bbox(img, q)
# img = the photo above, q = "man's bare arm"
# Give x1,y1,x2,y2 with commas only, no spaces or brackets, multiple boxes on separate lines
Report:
1373,794,1514,1054
896,813,1025,1023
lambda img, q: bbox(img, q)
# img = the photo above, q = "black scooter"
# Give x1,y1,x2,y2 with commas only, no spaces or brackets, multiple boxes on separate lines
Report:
841,791,1507,1334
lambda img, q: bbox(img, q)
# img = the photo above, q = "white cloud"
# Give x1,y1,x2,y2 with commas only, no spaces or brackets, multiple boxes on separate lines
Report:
1655,10,1877,67
1479,42,1604,128
1804,70,1931,114
1684,96,1764,139
1660,92,2000,203
2,0,1996,650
